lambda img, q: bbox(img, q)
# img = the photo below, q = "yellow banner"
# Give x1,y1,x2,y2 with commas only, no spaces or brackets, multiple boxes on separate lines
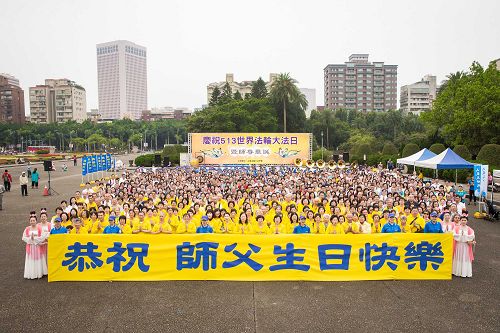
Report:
48,234,452,282
190,133,311,164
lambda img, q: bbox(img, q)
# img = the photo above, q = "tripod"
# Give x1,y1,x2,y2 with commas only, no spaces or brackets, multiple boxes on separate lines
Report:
47,170,59,195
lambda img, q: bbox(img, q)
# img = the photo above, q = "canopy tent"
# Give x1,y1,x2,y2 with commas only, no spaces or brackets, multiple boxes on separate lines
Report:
397,148,437,166
414,148,475,169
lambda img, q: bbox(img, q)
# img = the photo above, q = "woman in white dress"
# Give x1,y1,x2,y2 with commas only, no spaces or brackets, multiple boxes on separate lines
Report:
452,216,475,278
22,216,47,279
38,212,51,275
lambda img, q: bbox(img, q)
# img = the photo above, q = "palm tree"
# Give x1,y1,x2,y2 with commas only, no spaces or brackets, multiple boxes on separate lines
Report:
269,73,308,132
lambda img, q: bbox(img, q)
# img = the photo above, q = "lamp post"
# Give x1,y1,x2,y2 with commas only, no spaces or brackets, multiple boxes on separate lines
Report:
321,131,324,160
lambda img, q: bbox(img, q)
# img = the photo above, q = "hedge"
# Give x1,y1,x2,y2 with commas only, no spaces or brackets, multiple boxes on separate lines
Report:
429,143,446,154
477,144,500,167
453,145,471,160
382,142,398,155
135,154,155,167
402,143,420,157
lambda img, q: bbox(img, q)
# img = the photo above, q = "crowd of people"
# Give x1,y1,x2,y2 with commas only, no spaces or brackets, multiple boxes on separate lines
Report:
22,165,476,279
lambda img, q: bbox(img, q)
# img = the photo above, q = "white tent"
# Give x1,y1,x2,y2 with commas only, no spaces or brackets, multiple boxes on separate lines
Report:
414,148,475,169
397,148,437,166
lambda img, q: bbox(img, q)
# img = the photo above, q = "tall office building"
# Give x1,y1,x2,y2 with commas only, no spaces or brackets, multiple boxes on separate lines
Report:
0,73,25,124
400,75,437,116
324,54,398,112
96,40,147,120
29,79,86,123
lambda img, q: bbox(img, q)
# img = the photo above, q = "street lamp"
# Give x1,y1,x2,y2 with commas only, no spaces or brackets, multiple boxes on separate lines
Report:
321,131,324,160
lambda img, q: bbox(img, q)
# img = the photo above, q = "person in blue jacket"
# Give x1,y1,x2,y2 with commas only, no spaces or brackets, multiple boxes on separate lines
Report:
424,212,443,233
381,213,401,233
103,216,121,234
293,216,311,234
196,215,214,233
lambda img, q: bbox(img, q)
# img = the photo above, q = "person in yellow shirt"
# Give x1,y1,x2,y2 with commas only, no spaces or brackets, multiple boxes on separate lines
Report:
91,211,109,234
60,212,72,229
326,215,344,234
70,218,88,234
132,211,152,234
254,215,270,235
304,210,315,229
342,213,360,234
287,213,300,234
176,213,197,234
317,214,331,234
118,216,133,234
371,214,382,233
152,211,173,234
235,213,254,234
399,215,412,233
215,212,236,234
270,215,287,234
407,207,425,233
145,208,159,228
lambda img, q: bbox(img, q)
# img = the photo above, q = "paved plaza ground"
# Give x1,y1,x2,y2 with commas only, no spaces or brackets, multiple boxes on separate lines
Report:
0,156,499,332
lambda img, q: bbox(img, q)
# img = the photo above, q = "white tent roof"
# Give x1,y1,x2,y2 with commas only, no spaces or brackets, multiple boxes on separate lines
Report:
397,148,436,166
414,148,475,170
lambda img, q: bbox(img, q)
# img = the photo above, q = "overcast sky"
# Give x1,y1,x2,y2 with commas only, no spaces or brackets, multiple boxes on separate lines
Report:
1,0,499,114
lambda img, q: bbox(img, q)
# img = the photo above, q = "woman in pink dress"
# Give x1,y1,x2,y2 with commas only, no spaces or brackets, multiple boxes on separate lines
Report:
22,216,47,279
452,216,475,278
37,212,51,275
441,212,454,233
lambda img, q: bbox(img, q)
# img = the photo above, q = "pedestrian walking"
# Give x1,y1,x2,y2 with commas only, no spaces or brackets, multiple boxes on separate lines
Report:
2,169,12,192
31,168,40,189
0,183,5,210
19,172,29,196
73,155,77,166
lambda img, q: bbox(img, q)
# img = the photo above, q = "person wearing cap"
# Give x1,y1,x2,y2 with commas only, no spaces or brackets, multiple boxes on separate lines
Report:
103,216,121,234
19,171,29,196
381,213,401,233
152,211,173,234
50,218,68,234
293,215,311,234
196,215,214,233
70,219,88,234
424,212,444,233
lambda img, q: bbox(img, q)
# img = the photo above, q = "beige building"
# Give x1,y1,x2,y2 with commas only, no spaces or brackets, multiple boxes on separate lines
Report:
400,75,437,116
324,54,398,112
207,73,277,103
29,79,86,123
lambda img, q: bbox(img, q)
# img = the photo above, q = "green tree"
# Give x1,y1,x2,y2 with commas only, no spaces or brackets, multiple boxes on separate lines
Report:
219,82,233,105
422,61,500,153
429,143,446,154
476,144,500,166
453,145,471,160
209,87,221,106
233,90,243,100
269,73,308,133
187,99,278,133
402,143,420,157
251,77,268,98
382,142,398,155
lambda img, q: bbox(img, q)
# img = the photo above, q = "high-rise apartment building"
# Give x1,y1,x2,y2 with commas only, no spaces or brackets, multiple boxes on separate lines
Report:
0,73,25,124
96,40,148,120
400,75,437,116
29,79,86,123
324,54,398,112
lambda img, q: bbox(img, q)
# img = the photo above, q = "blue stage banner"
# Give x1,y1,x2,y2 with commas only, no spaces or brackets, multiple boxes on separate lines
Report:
81,156,88,176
